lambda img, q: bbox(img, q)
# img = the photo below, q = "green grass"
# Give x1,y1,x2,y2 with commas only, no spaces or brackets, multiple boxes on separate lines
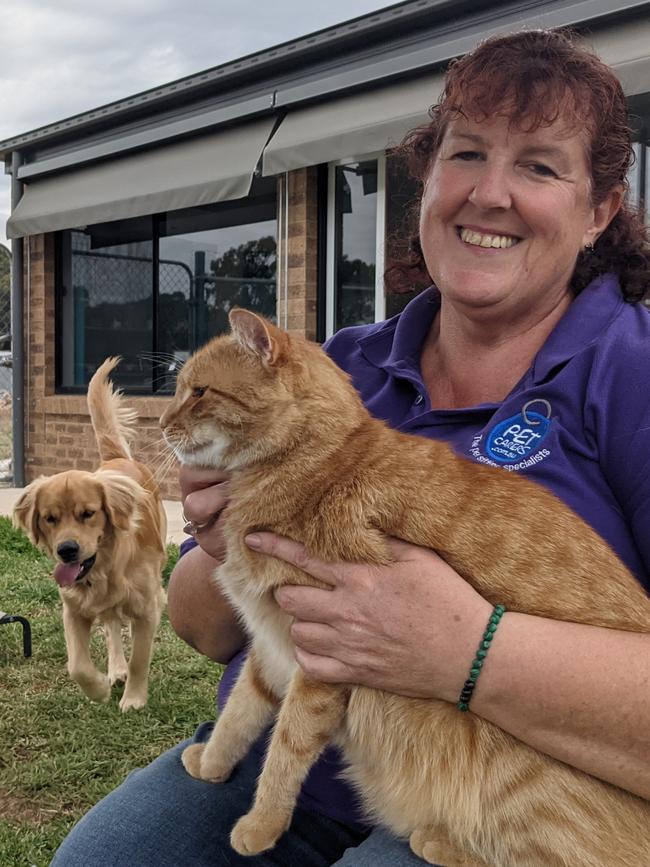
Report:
0,516,221,866
0,403,11,463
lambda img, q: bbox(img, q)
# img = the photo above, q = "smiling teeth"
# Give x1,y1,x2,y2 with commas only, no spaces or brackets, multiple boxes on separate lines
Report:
460,228,518,248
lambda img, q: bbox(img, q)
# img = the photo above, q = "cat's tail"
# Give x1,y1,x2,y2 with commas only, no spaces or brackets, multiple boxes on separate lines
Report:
87,357,138,462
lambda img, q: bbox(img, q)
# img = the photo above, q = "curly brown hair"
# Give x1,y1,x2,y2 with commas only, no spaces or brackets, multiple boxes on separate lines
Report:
386,28,650,304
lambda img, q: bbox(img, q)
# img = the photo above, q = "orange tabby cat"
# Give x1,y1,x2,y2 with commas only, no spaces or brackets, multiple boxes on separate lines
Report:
160,309,650,867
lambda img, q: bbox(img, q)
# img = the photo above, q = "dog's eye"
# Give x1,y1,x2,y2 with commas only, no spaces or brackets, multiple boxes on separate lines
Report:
80,510,95,521
45,515,58,524
192,386,207,398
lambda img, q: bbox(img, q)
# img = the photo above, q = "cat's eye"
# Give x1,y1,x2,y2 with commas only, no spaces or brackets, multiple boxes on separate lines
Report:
192,386,207,398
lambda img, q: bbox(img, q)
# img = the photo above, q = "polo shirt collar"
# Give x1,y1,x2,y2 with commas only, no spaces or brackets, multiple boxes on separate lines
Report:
357,274,624,387
530,273,624,383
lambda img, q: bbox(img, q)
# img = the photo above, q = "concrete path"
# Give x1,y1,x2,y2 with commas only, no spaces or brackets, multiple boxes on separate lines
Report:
0,486,187,545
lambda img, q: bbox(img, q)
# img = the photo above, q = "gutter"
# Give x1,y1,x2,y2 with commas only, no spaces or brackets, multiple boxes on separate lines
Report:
10,153,25,487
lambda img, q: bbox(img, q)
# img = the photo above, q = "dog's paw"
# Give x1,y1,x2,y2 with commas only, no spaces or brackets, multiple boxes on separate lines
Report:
119,691,146,712
230,811,288,856
83,674,111,703
109,667,128,687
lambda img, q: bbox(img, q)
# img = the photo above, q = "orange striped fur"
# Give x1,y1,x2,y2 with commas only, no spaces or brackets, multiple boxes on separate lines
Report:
161,311,650,865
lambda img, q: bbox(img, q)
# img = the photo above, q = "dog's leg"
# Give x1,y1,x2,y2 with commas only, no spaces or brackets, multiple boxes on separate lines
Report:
119,615,157,712
62,604,111,703
104,616,128,686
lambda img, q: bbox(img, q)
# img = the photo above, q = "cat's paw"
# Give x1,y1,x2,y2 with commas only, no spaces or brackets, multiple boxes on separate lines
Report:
181,743,233,783
230,810,289,856
181,744,207,779
410,827,487,867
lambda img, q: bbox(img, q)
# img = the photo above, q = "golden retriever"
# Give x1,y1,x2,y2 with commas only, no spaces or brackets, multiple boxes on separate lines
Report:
14,357,167,711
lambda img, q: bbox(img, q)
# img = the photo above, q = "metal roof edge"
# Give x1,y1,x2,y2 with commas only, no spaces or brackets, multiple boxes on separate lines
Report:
2,0,649,164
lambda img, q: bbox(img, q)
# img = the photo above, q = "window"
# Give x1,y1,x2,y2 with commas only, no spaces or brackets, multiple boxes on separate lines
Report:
326,152,425,337
56,177,276,392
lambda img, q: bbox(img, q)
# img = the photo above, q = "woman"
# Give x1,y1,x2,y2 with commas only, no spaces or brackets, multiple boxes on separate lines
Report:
52,29,650,867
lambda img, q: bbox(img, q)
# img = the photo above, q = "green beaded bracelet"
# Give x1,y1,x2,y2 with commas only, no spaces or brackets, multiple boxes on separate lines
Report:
457,604,506,712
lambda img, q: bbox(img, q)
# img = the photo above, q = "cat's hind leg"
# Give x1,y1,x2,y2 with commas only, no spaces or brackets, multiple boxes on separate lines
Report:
410,826,490,867
182,650,278,782
230,672,349,857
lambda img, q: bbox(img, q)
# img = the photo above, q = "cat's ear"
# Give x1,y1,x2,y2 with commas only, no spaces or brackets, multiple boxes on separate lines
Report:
229,309,288,366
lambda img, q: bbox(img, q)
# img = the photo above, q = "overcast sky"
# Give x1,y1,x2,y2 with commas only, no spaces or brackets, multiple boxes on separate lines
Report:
0,0,400,248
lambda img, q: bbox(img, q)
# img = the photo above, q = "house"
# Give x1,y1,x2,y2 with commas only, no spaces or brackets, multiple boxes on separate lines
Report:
3,0,650,494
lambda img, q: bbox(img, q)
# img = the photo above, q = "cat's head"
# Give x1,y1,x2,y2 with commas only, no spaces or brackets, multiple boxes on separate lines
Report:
159,309,356,471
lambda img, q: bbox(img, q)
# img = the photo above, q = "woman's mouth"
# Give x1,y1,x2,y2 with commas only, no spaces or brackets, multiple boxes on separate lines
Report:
458,227,521,249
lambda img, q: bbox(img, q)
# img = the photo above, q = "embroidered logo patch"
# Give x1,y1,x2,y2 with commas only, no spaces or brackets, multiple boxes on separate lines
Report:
485,400,552,465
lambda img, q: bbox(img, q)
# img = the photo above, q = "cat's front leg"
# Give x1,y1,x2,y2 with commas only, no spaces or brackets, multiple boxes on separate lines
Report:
230,673,349,856
182,651,278,782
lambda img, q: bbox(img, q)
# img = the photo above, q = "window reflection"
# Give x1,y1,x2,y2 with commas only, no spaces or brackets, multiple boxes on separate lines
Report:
334,161,377,330
57,178,276,393
59,222,154,389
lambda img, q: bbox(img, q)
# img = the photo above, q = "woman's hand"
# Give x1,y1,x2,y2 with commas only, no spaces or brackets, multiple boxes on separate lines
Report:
245,533,492,701
180,465,231,561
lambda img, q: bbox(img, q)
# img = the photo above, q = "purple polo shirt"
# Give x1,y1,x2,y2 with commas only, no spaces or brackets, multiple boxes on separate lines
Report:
183,272,650,828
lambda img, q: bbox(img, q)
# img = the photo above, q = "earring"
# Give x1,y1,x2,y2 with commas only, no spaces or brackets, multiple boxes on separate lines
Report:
584,242,595,254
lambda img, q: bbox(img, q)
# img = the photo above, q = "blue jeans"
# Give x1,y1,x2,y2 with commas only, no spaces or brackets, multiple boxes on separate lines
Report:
50,723,429,866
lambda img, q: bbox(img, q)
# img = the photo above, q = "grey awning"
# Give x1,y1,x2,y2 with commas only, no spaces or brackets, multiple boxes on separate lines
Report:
262,74,443,175
7,117,276,239
590,17,650,96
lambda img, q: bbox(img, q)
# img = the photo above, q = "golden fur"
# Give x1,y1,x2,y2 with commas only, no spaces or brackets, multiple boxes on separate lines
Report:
160,310,650,865
14,358,167,711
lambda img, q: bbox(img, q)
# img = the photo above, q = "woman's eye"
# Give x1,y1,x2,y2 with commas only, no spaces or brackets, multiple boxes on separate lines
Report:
528,163,557,178
452,150,482,161
80,510,94,520
192,386,207,398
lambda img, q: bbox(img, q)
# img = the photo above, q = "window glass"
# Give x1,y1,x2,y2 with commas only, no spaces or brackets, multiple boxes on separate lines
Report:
57,178,276,393
385,152,428,318
58,220,154,389
158,183,276,387
334,160,377,330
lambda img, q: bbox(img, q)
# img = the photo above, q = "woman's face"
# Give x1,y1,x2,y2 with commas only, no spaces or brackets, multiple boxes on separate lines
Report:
419,113,620,327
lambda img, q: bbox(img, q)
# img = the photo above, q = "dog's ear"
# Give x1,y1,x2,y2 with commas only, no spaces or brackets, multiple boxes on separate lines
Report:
98,472,141,532
13,477,48,546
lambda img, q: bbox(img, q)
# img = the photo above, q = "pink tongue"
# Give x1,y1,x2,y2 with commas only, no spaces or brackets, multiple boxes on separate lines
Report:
54,562,82,587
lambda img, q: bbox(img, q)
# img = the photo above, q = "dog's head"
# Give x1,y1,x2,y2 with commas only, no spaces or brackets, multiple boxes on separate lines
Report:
13,470,142,587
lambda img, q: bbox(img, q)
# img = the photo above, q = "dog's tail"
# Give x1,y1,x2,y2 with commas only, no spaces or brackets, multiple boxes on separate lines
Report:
87,357,138,462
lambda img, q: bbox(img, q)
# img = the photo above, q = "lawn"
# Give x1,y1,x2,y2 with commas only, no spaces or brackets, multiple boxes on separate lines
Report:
0,516,222,866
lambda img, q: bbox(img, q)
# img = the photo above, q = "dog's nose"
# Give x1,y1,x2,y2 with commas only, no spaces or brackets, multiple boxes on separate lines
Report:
57,540,80,562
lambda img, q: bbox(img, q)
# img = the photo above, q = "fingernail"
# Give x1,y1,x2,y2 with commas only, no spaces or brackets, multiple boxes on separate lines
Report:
245,533,261,549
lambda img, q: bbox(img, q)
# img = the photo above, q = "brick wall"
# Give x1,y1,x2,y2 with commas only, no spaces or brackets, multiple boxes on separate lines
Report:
21,167,319,499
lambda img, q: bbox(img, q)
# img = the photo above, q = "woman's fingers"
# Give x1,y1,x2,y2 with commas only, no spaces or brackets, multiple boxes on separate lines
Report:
183,483,230,526
245,532,342,586
179,464,229,499
276,585,339,623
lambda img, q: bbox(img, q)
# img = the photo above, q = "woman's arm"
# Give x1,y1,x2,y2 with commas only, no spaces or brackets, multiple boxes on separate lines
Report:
167,545,245,663
167,465,246,663
245,532,650,800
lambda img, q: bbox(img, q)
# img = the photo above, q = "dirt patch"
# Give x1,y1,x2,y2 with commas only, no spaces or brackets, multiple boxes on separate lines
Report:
0,789,76,826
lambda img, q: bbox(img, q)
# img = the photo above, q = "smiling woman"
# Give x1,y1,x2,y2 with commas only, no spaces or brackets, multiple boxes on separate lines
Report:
51,29,650,867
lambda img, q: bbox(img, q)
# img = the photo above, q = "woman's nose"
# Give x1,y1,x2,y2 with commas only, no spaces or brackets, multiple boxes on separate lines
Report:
468,163,513,211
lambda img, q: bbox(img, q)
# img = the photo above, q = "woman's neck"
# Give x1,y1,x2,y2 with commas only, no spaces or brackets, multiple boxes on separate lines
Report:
421,294,572,410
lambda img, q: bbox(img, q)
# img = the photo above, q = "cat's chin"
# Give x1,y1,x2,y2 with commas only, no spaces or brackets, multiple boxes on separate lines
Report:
176,438,231,469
